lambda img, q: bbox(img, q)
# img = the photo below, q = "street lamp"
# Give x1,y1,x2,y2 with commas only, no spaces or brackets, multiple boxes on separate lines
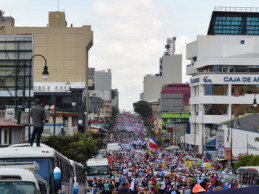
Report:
28,54,49,142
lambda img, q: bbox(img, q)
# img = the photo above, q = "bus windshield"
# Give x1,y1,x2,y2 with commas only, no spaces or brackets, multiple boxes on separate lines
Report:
87,165,108,176
0,181,36,194
0,158,52,188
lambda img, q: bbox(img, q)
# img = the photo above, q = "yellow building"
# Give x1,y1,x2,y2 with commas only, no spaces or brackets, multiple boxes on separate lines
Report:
0,11,93,83
0,11,93,134
104,102,111,118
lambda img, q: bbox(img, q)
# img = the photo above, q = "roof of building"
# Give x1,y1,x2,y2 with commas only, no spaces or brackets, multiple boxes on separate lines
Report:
0,118,24,128
161,83,190,104
208,6,259,35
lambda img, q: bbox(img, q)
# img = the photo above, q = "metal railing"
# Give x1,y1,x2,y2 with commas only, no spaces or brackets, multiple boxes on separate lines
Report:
214,6,259,13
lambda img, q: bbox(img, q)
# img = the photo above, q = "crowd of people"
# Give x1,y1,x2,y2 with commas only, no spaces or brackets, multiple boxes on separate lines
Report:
90,114,238,194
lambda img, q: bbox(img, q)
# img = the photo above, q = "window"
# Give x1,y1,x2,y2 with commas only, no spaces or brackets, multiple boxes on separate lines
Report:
236,66,248,72
240,40,245,44
205,85,228,96
232,85,259,96
204,104,228,115
63,117,68,127
4,129,8,144
72,117,78,127
213,65,221,72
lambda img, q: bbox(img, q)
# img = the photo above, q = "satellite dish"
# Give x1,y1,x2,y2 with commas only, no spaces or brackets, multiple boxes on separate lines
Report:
44,105,50,110
165,44,170,49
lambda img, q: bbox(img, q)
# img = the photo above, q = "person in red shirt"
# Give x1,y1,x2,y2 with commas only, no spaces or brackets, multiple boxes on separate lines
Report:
153,177,157,185
211,177,215,185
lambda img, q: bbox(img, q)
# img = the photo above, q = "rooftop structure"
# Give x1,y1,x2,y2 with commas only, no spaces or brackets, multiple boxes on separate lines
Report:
208,6,259,35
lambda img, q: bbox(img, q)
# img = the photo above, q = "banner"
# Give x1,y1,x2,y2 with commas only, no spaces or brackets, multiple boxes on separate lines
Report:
216,131,224,149
218,146,225,159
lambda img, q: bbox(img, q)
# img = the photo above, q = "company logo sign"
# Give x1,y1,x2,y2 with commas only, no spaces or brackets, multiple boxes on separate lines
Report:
224,76,259,83
203,76,212,83
191,78,200,84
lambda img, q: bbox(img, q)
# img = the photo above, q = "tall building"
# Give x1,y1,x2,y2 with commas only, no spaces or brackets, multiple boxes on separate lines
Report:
0,11,93,134
143,38,182,102
186,7,259,155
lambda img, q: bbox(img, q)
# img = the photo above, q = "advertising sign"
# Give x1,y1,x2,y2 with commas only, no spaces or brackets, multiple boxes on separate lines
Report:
216,131,224,149
218,146,225,159
20,111,29,125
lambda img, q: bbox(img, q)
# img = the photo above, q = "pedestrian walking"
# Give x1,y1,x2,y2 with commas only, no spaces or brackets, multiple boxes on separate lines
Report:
30,99,46,146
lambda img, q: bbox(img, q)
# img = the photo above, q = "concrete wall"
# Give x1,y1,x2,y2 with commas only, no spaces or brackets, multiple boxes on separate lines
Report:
162,55,182,84
143,54,182,102
0,127,25,146
222,125,259,157
94,71,112,91
143,75,163,102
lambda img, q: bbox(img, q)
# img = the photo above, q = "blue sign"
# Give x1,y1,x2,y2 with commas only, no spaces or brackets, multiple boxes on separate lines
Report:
218,146,225,159
224,76,259,83
191,78,200,84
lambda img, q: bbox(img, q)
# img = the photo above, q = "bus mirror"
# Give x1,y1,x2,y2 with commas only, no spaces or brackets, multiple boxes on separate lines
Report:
54,166,61,190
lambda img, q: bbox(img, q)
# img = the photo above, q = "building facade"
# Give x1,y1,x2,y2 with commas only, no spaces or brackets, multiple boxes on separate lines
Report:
143,54,182,102
186,7,259,154
143,38,182,102
0,11,93,135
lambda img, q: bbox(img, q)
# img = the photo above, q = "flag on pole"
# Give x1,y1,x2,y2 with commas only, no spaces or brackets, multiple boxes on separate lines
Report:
149,136,159,150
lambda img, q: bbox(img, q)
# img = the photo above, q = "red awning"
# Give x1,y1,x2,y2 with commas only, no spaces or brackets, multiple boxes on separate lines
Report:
0,119,24,128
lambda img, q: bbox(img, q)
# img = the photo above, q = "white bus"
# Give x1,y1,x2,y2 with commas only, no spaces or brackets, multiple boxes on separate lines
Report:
86,158,109,181
70,160,86,194
0,162,47,194
107,143,120,154
238,166,259,187
0,143,75,194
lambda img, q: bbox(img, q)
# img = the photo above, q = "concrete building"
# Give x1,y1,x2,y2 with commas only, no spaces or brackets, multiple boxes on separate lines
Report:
161,84,190,113
91,69,112,102
0,118,25,146
0,11,93,135
186,7,259,155
143,38,182,102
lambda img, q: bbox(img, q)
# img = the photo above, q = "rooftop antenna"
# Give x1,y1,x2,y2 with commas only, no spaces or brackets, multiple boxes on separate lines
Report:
165,37,176,56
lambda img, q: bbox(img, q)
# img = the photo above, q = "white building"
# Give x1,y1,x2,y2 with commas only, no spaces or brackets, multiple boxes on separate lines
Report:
220,124,259,157
185,7,259,154
143,43,182,102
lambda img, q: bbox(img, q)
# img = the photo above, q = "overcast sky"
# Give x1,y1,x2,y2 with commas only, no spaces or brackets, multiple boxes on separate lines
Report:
2,0,259,111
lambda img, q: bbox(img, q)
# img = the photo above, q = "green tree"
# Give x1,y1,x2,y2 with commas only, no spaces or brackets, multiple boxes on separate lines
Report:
235,154,259,169
133,100,152,118
42,132,106,163
111,106,119,118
